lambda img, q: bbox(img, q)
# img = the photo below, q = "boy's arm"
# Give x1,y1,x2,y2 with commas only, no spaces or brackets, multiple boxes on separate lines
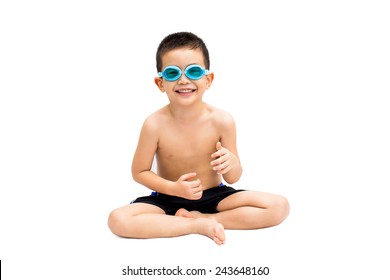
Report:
131,117,203,200
131,117,173,194
210,113,243,184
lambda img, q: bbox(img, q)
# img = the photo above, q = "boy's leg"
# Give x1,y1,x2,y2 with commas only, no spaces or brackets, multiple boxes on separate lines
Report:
108,203,226,245
216,190,289,229
177,191,289,230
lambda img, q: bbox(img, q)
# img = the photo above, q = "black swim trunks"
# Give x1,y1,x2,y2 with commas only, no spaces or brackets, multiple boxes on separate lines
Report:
131,183,244,215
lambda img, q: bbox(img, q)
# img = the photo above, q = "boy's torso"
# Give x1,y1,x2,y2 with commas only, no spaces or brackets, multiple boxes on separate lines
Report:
154,104,224,189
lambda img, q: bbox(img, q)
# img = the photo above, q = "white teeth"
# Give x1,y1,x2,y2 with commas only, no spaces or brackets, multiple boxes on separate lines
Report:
178,89,193,93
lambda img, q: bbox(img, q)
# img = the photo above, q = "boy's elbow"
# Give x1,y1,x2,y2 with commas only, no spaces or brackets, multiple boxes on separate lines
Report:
131,167,151,185
224,168,242,184
131,167,137,181
224,176,241,185
132,172,143,184
131,167,143,183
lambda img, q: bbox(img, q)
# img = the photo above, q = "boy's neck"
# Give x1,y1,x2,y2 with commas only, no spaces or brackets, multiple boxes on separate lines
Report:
168,102,207,122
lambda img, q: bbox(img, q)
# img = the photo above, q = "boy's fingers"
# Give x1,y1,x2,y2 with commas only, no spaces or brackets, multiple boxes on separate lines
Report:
211,151,219,158
211,142,223,158
190,179,202,188
211,152,227,165
191,188,203,200
211,149,225,159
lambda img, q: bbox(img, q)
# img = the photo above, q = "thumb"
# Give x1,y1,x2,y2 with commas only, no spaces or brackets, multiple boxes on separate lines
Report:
179,172,197,182
216,141,223,151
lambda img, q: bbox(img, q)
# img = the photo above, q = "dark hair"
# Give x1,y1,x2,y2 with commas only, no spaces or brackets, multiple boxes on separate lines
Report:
156,32,210,72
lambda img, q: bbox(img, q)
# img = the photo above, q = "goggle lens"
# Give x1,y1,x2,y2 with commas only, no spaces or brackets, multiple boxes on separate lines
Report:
165,67,181,81
186,65,204,80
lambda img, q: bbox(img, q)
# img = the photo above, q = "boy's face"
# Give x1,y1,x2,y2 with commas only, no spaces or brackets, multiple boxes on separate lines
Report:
154,47,214,106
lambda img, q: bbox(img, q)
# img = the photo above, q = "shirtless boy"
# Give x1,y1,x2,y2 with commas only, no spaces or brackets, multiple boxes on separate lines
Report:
108,32,289,245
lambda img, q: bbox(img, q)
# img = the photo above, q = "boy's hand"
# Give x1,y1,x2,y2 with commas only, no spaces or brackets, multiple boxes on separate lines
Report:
210,142,236,175
175,173,203,200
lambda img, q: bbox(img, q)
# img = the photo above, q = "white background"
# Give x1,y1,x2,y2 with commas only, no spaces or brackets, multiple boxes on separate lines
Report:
1,0,389,279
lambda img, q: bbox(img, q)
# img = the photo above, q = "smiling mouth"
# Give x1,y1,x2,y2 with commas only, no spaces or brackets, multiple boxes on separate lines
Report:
176,89,195,96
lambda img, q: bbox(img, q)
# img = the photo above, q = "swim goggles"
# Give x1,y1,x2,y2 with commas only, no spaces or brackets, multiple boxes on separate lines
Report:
158,64,210,82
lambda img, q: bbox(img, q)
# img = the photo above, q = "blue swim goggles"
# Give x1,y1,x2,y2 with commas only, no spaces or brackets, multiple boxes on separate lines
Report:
158,64,210,82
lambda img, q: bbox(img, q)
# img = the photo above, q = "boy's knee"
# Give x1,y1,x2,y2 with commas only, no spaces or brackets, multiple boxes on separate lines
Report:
273,195,290,225
108,209,125,236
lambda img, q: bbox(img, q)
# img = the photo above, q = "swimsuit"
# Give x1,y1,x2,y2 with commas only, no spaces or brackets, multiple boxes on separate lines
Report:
130,183,244,215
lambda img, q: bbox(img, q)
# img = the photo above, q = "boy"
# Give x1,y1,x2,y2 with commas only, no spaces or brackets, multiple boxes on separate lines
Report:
108,32,289,245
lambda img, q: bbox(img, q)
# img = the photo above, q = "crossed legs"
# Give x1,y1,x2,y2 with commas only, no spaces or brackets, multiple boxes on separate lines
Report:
108,203,226,245
108,191,289,245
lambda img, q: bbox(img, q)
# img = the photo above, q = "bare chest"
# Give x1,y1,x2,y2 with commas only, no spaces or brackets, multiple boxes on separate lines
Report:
157,123,220,160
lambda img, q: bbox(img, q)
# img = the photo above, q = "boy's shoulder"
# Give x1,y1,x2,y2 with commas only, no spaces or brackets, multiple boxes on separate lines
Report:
207,104,235,126
143,105,169,123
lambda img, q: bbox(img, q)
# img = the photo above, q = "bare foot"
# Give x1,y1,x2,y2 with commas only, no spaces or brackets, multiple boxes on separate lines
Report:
206,220,225,245
175,208,194,218
199,218,225,245
175,208,225,245
175,208,204,218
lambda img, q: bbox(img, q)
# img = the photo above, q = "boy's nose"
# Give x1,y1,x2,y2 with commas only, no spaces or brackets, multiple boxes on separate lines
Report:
177,74,190,84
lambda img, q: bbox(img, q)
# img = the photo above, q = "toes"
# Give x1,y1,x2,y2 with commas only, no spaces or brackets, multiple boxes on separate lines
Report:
213,224,226,245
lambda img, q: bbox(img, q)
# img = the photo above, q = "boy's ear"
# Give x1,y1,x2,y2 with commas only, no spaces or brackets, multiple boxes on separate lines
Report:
206,72,214,89
154,77,165,92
